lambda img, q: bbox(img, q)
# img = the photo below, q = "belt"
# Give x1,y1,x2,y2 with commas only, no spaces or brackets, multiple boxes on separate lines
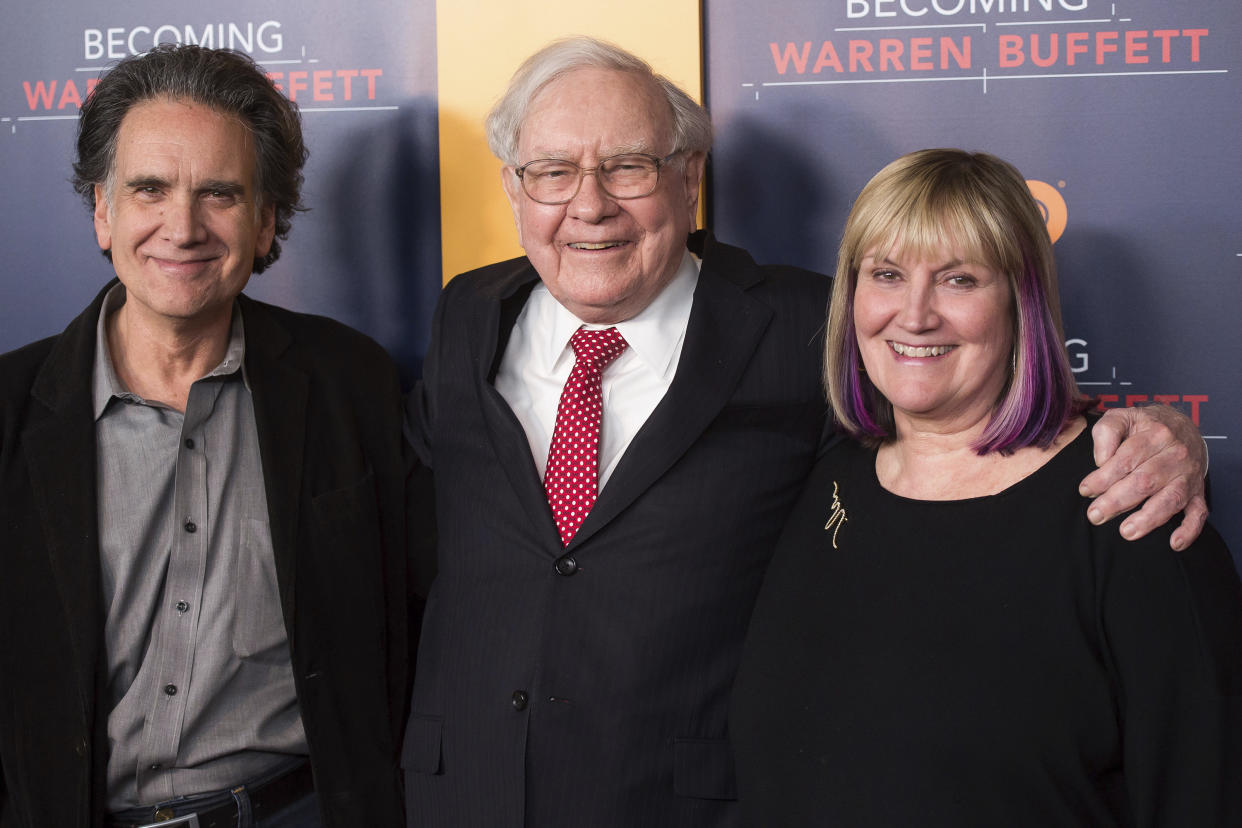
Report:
107,759,314,828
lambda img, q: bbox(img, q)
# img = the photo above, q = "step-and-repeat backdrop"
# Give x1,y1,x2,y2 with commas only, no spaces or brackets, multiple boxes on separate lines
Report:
2,0,1237,556
1,2,442,386
706,0,1240,560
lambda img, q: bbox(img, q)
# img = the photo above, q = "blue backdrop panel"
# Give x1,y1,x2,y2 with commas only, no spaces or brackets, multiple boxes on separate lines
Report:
1,2,440,386
705,0,1241,560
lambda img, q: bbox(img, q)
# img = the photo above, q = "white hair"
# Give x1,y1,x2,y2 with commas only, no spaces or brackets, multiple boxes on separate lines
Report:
485,36,713,166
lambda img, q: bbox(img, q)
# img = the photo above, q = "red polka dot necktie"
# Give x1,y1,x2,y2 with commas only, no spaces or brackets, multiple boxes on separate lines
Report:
544,327,629,546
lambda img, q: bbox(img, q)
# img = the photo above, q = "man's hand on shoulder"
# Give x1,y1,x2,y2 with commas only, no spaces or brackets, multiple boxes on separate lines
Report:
1079,404,1208,551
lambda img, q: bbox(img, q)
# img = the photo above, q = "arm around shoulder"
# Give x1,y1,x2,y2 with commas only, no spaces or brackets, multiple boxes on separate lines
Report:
1081,404,1208,550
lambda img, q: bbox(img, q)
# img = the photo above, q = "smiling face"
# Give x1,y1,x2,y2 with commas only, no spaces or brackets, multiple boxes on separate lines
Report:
501,67,705,324
93,97,274,332
853,245,1014,434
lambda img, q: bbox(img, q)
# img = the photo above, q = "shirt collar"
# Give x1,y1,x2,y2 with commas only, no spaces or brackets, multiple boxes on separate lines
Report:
538,250,700,379
92,284,249,420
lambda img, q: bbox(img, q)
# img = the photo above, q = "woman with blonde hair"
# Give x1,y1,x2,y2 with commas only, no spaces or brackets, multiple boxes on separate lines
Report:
731,149,1242,825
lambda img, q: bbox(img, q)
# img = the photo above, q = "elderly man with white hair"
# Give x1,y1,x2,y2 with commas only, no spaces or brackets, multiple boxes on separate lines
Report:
401,36,1207,827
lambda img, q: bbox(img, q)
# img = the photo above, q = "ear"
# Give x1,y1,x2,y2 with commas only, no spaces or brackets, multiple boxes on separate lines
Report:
254,202,276,259
93,184,113,252
500,165,525,246
680,151,707,230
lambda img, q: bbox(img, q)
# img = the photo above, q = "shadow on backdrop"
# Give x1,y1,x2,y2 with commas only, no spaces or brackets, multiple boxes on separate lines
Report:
316,95,442,388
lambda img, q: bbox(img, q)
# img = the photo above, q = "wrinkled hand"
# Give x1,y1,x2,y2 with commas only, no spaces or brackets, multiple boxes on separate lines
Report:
1079,404,1208,550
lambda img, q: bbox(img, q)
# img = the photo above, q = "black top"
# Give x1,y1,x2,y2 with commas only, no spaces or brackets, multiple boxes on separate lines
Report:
731,427,1242,827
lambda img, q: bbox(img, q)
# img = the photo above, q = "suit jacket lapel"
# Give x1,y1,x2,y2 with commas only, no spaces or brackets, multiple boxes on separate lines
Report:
239,296,308,628
569,236,773,548
25,287,110,718
471,262,563,544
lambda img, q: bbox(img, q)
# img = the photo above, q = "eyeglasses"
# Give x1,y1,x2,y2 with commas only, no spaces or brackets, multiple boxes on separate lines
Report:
513,151,681,205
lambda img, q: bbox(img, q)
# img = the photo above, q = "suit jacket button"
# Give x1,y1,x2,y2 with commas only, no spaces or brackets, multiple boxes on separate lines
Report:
554,556,578,576
511,690,529,711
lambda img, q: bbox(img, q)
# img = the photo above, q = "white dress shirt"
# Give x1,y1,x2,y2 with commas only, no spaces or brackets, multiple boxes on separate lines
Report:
495,250,700,490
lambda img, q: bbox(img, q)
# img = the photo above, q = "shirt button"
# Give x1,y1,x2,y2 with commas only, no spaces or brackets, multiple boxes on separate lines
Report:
184,520,197,534
175,600,189,613
184,438,195,450
511,690,529,711
149,763,161,771
554,556,578,576
163,684,177,696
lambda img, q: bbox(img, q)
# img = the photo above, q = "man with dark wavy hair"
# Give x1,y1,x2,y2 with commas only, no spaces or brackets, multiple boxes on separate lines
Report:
0,45,410,827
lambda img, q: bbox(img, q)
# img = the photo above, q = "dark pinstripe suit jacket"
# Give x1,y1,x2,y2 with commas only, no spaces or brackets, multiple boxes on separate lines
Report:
402,232,832,827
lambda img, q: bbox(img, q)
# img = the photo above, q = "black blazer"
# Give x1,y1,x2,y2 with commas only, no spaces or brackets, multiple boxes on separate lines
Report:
0,283,412,828
402,232,833,827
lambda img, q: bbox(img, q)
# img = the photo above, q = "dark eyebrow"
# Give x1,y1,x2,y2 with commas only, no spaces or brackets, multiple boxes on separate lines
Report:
197,179,247,196
123,175,169,190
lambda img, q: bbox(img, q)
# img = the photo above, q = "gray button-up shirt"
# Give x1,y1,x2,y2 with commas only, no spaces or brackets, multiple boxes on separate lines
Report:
93,286,306,809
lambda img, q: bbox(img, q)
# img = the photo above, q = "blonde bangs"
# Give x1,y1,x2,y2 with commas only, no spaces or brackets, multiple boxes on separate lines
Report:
845,162,1023,280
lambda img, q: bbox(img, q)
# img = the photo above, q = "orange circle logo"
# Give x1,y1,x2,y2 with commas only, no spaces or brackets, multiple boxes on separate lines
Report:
1026,179,1067,244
